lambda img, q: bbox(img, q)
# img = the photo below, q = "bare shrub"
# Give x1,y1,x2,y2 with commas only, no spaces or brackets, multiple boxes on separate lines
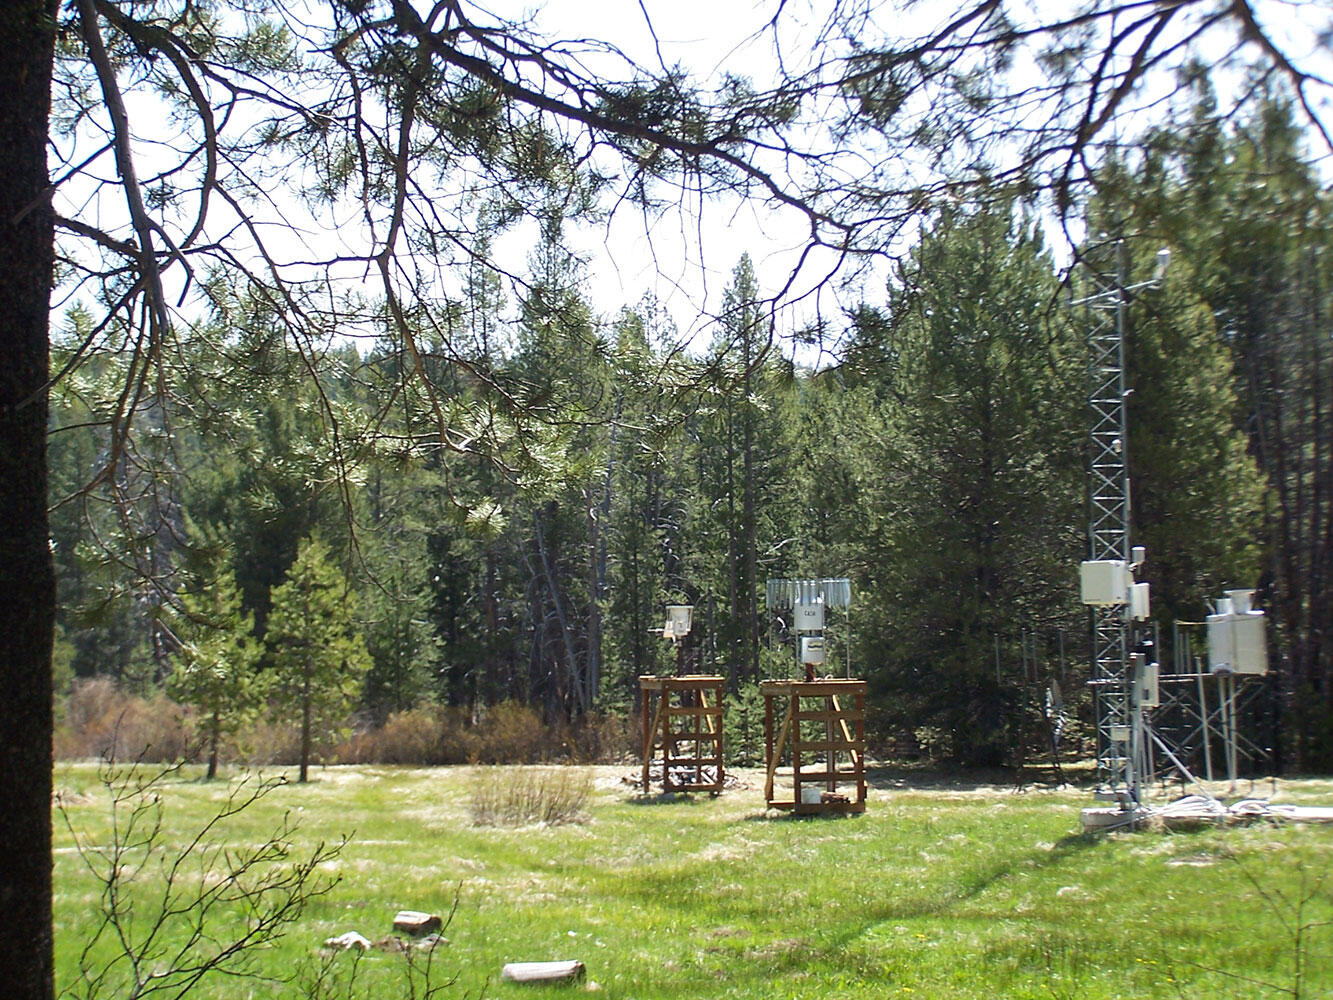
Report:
436,706,484,764
334,725,384,765
241,718,303,767
336,706,461,765
373,706,448,763
468,766,592,827
57,760,343,999
335,704,640,766
471,701,549,763
334,705,476,765
54,681,634,770
54,677,191,762
563,711,638,764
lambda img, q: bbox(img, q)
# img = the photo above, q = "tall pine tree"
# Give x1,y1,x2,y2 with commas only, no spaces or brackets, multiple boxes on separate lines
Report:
850,201,1085,765
267,536,372,783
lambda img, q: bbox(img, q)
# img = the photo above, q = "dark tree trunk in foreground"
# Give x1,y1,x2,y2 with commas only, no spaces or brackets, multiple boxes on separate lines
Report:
0,3,59,998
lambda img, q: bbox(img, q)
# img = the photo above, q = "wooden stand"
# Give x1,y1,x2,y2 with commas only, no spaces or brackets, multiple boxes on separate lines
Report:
639,675,725,794
761,679,867,814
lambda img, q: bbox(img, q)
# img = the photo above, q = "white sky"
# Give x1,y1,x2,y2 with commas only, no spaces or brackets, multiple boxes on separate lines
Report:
482,0,1333,353
482,0,845,349
51,0,1333,362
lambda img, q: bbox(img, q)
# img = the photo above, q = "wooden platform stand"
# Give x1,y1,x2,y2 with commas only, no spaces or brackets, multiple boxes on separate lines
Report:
761,679,867,815
639,675,725,794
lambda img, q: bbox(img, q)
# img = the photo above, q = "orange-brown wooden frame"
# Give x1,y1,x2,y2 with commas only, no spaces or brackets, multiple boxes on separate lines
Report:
761,679,867,815
639,675,725,794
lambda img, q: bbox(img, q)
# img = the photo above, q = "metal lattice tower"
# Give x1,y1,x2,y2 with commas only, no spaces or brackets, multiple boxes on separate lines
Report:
1079,243,1138,799
1075,246,1273,822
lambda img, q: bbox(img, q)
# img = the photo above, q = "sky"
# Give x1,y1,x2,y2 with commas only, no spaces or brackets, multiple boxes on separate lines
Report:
478,0,1333,356
482,0,846,350
50,0,1333,363
49,0,840,357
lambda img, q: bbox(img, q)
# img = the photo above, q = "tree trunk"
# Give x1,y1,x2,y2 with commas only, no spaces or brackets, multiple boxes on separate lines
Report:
742,345,759,686
208,709,221,780
725,403,739,689
585,496,602,710
534,508,586,716
0,4,58,997
300,658,312,783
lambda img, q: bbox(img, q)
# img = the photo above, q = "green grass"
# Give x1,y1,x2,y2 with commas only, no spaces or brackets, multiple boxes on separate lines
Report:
53,763,1333,999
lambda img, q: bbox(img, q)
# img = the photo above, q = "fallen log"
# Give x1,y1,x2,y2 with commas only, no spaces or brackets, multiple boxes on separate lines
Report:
501,960,586,984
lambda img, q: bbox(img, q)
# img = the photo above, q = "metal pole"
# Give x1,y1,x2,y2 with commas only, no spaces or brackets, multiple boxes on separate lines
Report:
1198,667,1214,783
1115,242,1142,804
1226,674,1239,793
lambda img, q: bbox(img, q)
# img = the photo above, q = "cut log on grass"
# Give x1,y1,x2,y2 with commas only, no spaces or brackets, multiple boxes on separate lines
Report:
501,960,586,984
393,910,443,936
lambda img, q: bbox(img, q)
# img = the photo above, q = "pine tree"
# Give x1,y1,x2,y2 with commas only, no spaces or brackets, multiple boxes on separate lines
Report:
850,201,1085,765
267,536,372,783
1083,154,1266,625
505,216,613,718
1132,92,1333,766
601,299,681,701
692,255,799,688
167,554,266,780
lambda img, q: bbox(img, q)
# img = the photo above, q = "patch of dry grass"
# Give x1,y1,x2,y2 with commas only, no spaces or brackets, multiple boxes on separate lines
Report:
468,765,592,827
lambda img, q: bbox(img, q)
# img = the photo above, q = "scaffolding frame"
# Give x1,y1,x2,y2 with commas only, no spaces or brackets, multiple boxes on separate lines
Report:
1148,623,1273,790
639,675,725,794
760,679,866,815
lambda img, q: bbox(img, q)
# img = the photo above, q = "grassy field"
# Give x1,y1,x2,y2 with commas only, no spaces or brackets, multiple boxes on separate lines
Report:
52,762,1333,999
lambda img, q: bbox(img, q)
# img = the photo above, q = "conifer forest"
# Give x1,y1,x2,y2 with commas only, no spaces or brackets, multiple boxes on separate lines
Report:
30,7,1333,771
48,100,1331,772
